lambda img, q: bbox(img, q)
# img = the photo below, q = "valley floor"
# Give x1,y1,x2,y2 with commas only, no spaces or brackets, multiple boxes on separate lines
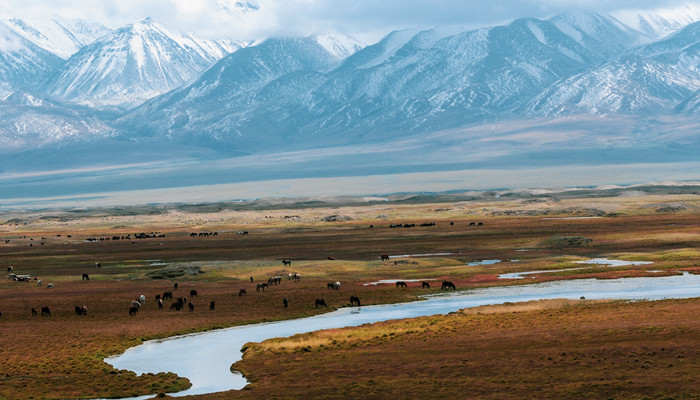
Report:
1,191,700,399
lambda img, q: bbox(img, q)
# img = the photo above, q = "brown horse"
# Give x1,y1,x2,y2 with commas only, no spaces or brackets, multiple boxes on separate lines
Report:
395,281,408,288
422,281,431,289
441,281,456,290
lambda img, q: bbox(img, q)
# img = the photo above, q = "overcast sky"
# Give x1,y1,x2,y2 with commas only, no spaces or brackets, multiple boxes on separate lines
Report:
1,0,697,42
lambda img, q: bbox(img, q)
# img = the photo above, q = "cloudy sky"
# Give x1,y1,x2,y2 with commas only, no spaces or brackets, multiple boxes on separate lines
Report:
1,0,697,42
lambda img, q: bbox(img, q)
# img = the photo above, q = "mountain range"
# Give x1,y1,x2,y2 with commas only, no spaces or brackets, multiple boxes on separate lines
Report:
0,6,699,204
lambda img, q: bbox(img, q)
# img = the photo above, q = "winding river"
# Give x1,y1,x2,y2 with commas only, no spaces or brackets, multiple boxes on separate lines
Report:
106,272,700,399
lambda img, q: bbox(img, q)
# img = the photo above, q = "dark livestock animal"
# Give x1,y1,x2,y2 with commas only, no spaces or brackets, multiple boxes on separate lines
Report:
422,281,431,289
162,291,173,300
190,289,198,298
256,283,268,292
441,281,456,290
155,294,161,301
350,296,361,306
41,306,50,317
327,256,336,260
380,255,390,261
282,259,292,267
31,308,37,316
158,299,163,309
210,301,215,310
82,273,89,281
188,302,195,312
174,283,178,290
327,282,340,290
315,299,327,308
283,297,288,308
129,306,139,316
395,281,408,288
239,288,247,296
74,305,88,316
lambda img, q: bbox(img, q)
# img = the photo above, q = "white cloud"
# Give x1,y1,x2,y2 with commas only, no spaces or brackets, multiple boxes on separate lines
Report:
0,0,697,43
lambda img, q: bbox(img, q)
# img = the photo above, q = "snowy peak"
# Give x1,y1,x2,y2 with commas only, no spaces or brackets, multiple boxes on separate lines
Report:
0,21,62,96
312,33,365,59
46,17,243,108
614,4,700,40
5,16,110,59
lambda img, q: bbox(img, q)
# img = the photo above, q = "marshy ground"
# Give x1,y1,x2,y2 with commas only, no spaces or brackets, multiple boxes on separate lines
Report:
1,188,700,399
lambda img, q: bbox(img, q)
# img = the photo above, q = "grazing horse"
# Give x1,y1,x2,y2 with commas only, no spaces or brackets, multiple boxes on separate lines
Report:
469,222,476,226
282,259,292,267
7,266,13,272
82,273,89,281
350,296,361,306
174,283,178,290
188,302,195,312
315,299,327,308
31,308,37,316
74,305,87,316
283,297,288,308
155,294,161,301
37,280,42,287
190,289,198,298
250,276,254,283
139,294,146,304
395,281,408,288
210,301,215,310
380,255,390,261
129,306,139,316
327,256,336,260
47,283,54,288
239,288,247,296
41,306,50,317
163,291,173,300
293,273,301,282
158,299,164,309
256,283,267,292
441,281,456,290
422,281,431,289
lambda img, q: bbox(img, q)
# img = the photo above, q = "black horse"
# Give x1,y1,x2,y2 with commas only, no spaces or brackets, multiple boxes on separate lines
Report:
350,296,361,306
129,305,139,316
162,291,173,300
82,273,89,281
282,259,292,267
239,288,247,296
256,283,268,292
380,255,390,261
315,299,327,308
441,281,456,290
210,301,215,310
41,306,50,317
395,281,408,288
422,281,431,289
283,297,288,308
190,289,198,298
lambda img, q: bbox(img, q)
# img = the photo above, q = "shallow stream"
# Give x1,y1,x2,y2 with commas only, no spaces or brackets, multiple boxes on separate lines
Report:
106,272,700,398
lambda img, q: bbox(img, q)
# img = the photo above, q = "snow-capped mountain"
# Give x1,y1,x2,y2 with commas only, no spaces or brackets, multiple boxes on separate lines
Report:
313,33,364,59
614,3,700,40
121,36,343,147
0,21,63,98
119,13,646,150
45,17,244,108
527,21,700,116
5,16,111,59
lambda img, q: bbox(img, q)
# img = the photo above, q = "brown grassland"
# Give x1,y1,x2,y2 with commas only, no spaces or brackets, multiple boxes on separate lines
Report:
1,190,700,399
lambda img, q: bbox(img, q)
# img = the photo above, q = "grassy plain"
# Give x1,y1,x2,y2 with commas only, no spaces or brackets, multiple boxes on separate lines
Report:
1,188,700,399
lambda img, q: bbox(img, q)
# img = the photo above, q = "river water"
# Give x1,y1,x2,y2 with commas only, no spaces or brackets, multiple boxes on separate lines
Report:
106,272,700,399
